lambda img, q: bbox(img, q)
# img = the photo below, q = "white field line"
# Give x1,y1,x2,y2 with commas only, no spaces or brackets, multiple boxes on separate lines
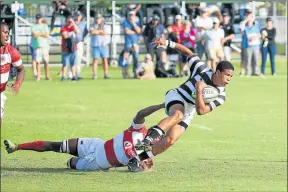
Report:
191,124,214,131
62,104,87,110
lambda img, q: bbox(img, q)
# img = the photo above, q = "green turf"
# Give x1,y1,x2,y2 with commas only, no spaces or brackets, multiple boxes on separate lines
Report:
1,57,287,192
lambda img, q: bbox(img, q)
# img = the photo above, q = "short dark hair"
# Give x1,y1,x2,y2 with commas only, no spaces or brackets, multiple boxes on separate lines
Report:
216,61,234,72
0,21,8,28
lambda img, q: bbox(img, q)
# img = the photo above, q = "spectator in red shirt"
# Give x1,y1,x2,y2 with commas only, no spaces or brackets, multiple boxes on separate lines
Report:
166,15,184,44
180,20,196,76
60,15,79,81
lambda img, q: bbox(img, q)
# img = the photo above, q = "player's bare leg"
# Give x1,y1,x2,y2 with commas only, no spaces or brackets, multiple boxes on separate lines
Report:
135,104,184,151
136,124,185,162
151,124,185,155
4,138,78,155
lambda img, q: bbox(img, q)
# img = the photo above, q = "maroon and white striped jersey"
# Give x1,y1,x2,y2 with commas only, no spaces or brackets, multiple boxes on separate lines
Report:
96,121,147,170
0,43,22,93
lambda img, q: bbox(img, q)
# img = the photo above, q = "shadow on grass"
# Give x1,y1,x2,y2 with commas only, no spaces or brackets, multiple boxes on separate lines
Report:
1,167,87,175
1,167,134,174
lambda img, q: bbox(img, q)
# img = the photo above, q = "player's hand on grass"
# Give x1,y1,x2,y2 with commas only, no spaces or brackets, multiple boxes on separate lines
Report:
7,82,21,95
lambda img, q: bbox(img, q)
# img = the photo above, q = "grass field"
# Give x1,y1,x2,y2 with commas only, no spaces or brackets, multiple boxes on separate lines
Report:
1,56,287,192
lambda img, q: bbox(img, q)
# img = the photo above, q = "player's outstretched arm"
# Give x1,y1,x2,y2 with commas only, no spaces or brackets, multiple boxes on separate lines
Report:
133,103,165,124
152,36,194,57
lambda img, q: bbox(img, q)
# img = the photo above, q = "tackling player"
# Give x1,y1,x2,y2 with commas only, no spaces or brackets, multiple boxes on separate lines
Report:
135,35,234,162
4,103,164,172
0,22,25,125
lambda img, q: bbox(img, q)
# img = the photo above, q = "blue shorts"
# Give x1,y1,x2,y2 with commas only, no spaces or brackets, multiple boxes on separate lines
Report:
62,51,76,67
92,46,109,59
30,46,36,61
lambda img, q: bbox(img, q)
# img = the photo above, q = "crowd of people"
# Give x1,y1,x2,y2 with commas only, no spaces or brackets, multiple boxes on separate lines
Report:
17,2,278,81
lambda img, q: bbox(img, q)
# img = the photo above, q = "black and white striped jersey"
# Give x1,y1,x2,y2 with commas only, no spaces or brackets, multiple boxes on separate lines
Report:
176,55,226,111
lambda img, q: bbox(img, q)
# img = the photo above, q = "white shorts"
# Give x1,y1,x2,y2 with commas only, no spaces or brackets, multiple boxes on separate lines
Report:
76,138,105,171
1,93,7,119
164,89,196,129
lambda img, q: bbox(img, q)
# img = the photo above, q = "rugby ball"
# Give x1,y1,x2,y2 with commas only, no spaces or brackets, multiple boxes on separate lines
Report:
192,85,219,104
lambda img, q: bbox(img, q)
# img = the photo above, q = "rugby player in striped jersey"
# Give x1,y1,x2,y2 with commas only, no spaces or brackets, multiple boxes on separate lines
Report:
4,103,164,172
135,35,234,162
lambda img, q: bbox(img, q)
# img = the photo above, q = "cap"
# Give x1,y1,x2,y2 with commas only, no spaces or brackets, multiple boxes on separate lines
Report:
152,14,160,20
266,17,272,22
35,13,42,20
129,11,135,15
222,12,229,17
145,54,152,59
96,14,102,18
212,17,219,24
175,15,182,20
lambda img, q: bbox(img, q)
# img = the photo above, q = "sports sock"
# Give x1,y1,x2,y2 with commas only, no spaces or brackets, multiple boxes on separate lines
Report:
144,125,165,144
17,141,61,152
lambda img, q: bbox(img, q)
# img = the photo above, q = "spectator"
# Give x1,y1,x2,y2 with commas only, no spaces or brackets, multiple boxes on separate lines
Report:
167,15,184,44
145,4,164,24
118,49,132,79
166,15,184,75
221,3,235,24
161,3,180,26
195,8,213,59
143,14,166,65
238,3,251,22
136,54,156,80
124,4,144,27
122,11,142,78
180,20,196,76
60,15,79,81
220,12,235,62
205,3,223,23
185,3,201,21
30,13,50,81
74,11,88,79
260,17,277,76
202,17,224,72
240,10,261,76
51,1,71,32
89,14,110,80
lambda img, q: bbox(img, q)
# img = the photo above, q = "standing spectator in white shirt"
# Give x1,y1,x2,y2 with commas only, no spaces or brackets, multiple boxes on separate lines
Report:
90,14,110,79
194,8,213,59
74,11,88,79
202,17,224,72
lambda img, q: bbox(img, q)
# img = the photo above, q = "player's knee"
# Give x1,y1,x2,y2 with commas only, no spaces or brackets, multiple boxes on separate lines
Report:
67,157,79,170
171,110,184,122
166,136,176,147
